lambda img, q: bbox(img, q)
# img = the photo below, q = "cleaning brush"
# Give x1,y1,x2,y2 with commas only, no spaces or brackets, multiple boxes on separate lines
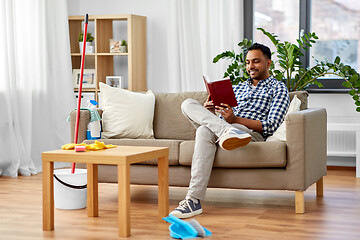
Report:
188,219,206,237
163,214,211,239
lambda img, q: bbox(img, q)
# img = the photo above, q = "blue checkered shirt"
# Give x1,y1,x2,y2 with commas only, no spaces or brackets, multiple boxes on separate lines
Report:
231,76,289,137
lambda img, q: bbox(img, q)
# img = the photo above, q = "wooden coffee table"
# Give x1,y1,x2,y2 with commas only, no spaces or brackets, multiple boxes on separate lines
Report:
42,146,169,237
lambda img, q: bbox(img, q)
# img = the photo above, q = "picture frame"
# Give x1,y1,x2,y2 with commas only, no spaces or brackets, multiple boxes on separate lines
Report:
109,39,121,53
73,69,96,88
106,76,123,88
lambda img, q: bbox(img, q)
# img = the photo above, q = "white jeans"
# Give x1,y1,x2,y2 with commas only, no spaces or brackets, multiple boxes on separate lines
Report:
181,98,264,200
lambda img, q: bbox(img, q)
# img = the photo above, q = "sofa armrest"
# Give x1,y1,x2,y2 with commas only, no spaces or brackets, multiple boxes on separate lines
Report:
69,109,103,143
285,108,327,189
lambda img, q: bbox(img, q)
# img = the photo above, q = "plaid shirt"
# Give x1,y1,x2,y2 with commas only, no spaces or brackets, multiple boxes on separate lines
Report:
231,76,289,137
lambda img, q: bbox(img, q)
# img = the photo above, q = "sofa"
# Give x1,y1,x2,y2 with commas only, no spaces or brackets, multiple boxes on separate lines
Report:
70,91,327,213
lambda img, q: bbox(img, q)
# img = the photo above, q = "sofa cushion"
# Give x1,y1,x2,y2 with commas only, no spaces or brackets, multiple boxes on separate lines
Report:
266,95,302,142
83,139,182,165
99,82,155,139
289,91,308,110
151,91,306,141
179,141,287,168
153,92,208,140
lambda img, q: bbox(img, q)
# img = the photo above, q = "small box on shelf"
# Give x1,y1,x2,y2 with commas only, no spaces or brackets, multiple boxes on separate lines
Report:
74,92,96,108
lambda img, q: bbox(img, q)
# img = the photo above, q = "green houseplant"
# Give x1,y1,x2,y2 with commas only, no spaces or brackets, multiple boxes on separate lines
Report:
78,32,94,42
78,32,94,53
213,28,360,111
120,40,128,53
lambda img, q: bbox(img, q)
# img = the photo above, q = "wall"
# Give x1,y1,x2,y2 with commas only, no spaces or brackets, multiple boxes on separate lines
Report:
67,0,170,92
308,93,359,119
309,93,360,166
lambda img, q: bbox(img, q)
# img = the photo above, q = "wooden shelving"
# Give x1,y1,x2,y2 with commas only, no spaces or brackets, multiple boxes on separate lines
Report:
68,14,147,101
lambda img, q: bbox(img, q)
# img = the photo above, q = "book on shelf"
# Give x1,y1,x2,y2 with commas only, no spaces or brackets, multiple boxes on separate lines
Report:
203,75,238,107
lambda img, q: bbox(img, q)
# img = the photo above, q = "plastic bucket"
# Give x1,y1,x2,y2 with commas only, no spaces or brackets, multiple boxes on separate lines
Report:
53,169,87,210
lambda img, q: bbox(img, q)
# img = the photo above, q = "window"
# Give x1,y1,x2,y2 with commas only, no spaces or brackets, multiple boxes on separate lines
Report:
245,0,360,91
310,0,360,71
254,0,300,65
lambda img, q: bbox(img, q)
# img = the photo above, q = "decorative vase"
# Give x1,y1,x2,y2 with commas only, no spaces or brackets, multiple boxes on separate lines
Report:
120,46,127,53
79,42,94,54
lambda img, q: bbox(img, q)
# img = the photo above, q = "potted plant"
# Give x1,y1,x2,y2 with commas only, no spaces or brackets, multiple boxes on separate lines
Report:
213,28,360,111
120,40,127,53
78,32,94,53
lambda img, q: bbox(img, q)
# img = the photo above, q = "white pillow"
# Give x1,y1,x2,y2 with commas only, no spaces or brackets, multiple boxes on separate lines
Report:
266,95,301,142
99,82,155,139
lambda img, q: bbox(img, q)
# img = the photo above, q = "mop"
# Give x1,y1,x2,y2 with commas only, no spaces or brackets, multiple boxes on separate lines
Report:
71,14,89,174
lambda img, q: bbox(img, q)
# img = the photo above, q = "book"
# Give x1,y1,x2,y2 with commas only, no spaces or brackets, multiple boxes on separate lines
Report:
203,76,238,107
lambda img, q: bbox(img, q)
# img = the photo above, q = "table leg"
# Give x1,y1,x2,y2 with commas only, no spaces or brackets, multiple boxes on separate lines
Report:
42,161,54,231
157,155,169,221
118,163,131,237
87,163,98,217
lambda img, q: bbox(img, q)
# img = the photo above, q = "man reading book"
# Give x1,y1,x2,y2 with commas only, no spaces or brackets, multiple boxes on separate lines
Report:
170,43,290,219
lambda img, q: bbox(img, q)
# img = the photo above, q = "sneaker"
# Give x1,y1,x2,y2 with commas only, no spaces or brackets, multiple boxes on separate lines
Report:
218,128,252,150
170,198,202,219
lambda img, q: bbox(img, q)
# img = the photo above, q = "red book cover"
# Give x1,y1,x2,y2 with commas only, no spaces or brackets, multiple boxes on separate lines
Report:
203,76,238,107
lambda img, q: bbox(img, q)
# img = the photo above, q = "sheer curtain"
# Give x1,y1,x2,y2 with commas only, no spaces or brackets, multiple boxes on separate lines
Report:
167,0,244,92
0,0,75,177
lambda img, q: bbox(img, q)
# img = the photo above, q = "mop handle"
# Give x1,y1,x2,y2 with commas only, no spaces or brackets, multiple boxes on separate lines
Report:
72,14,89,174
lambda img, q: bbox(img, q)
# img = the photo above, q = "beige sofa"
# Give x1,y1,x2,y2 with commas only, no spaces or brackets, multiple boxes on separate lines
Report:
70,91,327,213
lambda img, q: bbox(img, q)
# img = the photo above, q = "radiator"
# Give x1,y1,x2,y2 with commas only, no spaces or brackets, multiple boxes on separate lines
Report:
327,130,356,157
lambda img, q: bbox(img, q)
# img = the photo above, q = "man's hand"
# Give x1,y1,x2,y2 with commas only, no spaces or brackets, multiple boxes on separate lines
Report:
203,95,215,114
215,103,236,123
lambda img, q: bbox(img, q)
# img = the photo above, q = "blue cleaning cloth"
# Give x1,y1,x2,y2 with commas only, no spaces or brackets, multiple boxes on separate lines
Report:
67,108,101,123
163,215,212,239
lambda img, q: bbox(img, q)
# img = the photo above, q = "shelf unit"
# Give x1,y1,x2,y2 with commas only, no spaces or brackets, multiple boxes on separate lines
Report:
68,14,147,101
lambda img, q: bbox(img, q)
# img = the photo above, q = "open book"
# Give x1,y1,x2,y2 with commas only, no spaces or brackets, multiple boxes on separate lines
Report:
203,76,238,107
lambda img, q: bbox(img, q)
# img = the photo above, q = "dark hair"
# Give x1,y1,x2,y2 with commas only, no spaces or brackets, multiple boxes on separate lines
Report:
247,43,271,60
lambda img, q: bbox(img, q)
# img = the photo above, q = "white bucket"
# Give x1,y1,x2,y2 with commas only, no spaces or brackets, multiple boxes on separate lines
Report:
53,169,87,210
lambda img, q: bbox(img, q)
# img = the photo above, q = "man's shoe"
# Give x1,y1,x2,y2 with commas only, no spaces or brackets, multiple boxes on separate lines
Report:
170,198,202,219
218,128,252,150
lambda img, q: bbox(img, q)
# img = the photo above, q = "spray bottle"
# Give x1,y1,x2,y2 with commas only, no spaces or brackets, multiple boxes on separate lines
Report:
87,100,101,140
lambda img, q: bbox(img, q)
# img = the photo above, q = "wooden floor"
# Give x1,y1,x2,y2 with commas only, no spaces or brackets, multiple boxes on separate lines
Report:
0,170,359,240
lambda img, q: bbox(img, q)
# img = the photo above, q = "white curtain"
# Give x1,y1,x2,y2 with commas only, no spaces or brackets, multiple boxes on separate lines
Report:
167,0,244,92
0,0,75,177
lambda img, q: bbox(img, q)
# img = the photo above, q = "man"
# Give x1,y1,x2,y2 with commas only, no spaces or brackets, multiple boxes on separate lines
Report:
170,43,290,219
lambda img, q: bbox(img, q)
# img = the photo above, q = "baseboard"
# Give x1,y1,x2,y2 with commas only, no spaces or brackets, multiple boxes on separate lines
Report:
327,156,356,167
327,166,356,171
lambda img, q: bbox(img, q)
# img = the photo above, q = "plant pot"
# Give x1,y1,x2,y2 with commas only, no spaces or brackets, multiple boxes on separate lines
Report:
79,42,94,54
120,46,127,53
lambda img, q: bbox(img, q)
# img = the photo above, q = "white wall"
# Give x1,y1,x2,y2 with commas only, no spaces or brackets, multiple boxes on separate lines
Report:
308,93,360,119
309,93,360,166
67,0,170,92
